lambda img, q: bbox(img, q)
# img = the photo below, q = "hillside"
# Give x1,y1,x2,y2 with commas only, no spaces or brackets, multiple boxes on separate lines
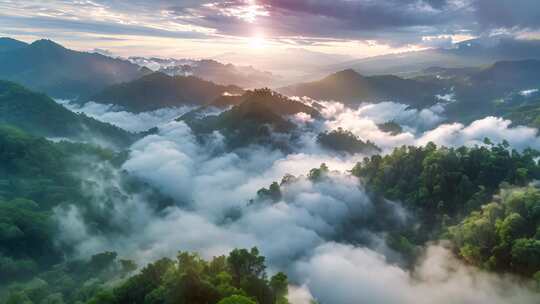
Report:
0,37,27,52
0,81,138,148
279,69,444,107
415,59,540,122
178,89,320,148
89,72,244,112
0,125,171,289
0,38,145,98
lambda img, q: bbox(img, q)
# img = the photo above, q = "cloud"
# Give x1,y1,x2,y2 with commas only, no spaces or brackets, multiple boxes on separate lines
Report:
55,100,194,132
302,99,540,153
292,99,444,152
0,13,209,40
3,0,539,52
474,0,540,30
56,120,404,268
416,116,540,150
292,243,539,304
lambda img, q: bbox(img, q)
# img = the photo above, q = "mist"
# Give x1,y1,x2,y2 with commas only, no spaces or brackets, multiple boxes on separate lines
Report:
51,97,540,304
55,99,194,132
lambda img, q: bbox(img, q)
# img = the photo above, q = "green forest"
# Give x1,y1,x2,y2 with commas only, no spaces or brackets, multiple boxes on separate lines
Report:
2,120,540,303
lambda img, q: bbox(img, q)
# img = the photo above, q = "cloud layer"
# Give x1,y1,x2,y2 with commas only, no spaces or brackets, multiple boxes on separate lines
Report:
55,100,193,132
52,98,540,303
293,243,539,304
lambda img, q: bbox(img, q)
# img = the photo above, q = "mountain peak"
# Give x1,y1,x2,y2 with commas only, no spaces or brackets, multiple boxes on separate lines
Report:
327,69,363,81
30,39,65,50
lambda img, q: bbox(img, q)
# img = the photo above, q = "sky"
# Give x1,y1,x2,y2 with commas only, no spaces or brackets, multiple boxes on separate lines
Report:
0,0,539,62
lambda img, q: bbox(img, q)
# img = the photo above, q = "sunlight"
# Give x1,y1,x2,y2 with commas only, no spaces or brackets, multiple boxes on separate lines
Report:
249,33,266,49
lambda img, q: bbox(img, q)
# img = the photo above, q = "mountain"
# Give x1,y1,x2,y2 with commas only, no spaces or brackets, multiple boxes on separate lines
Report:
413,59,540,122
130,57,277,88
470,59,540,90
0,37,27,52
279,69,444,107
0,38,145,98
88,72,244,112
213,48,355,84
329,37,540,76
178,89,320,149
0,80,139,148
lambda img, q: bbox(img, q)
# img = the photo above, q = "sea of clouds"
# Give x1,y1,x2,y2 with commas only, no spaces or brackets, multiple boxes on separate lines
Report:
53,98,540,303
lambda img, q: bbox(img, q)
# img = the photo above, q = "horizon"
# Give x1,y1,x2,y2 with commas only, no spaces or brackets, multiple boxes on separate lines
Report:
1,1,539,69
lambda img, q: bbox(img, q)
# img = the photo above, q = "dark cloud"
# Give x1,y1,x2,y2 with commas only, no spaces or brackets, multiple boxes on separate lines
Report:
0,13,207,40
1,0,539,47
156,0,458,45
474,0,540,29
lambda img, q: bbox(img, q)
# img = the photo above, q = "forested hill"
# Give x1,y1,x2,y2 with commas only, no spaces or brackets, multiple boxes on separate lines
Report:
0,126,287,304
0,38,145,98
0,126,173,301
415,59,540,122
279,69,444,107
178,89,320,149
0,80,140,148
353,142,540,278
88,72,244,113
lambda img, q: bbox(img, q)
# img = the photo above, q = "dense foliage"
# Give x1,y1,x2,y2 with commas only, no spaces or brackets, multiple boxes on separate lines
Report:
0,80,138,148
317,128,380,154
352,141,540,256
2,251,137,304
0,125,171,288
450,186,540,278
84,247,289,304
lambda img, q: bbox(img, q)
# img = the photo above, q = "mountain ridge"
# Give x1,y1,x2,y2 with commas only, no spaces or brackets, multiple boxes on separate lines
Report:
279,69,444,107
88,72,244,113
0,38,145,99
0,80,140,148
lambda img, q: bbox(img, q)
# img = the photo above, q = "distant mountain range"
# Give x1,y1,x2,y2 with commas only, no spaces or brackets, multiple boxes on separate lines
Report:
279,69,445,108
0,38,146,99
87,72,244,112
328,36,540,76
129,57,277,88
414,59,540,122
280,58,540,125
0,36,284,101
0,80,140,148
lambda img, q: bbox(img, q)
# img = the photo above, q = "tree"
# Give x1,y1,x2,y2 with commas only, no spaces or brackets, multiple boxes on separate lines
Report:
217,295,257,304
317,128,380,154
270,272,288,303
257,182,282,202
450,186,540,276
511,238,540,275
120,259,138,276
308,163,329,182
497,213,527,245
228,248,267,284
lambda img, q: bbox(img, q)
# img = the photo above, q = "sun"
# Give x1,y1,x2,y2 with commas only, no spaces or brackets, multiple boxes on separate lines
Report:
249,34,266,49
